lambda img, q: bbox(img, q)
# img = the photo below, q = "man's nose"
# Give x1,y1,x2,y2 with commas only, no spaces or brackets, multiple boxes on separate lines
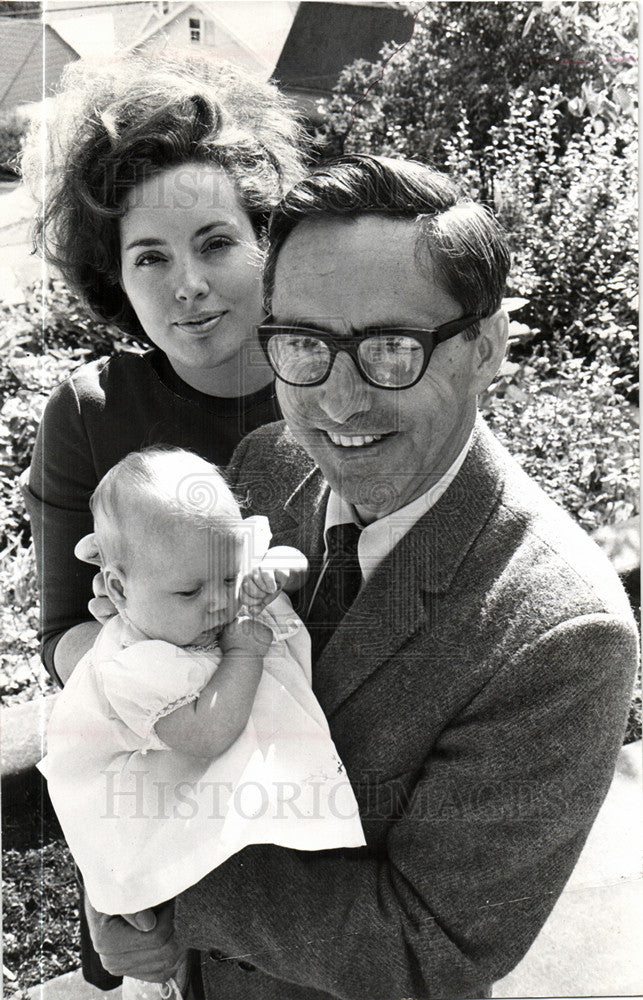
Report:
174,258,209,302
317,351,370,424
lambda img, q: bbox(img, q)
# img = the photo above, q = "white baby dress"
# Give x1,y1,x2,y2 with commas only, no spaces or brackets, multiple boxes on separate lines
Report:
41,593,365,915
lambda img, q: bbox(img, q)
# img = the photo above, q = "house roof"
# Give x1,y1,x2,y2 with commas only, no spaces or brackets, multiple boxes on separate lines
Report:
0,19,79,111
272,1,413,95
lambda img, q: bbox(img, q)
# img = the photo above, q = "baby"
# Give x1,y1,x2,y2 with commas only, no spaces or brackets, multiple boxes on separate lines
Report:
41,448,365,1000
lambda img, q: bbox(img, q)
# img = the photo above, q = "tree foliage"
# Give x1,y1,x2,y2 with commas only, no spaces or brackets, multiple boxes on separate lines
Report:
323,1,637,165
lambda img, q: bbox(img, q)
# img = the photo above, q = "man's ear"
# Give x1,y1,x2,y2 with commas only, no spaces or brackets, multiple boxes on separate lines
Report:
472,309,509,394
103,565,128,613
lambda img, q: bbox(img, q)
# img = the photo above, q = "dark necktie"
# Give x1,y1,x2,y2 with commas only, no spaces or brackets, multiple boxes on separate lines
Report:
307,522,363,662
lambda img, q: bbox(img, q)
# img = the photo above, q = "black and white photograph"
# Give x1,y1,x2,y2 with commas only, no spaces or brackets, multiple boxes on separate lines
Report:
0,2,640,999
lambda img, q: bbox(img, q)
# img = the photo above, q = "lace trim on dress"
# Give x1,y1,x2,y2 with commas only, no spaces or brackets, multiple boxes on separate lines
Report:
146,688,204,752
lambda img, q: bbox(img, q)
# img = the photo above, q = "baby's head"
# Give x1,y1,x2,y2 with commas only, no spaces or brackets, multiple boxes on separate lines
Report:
91,448,245,646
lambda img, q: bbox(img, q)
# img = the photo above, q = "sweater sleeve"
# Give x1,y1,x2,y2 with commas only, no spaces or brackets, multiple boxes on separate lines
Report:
175,615,637,999
25,375,100,681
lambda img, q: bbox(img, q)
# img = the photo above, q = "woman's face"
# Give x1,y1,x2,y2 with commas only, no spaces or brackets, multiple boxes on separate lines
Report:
119,162,265,386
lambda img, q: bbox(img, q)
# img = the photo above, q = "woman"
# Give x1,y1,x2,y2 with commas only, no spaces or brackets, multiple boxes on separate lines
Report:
22,53,305,996
22,53,305,689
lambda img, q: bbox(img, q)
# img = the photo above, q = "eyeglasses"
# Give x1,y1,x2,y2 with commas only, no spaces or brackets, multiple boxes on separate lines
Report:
257,314,481,390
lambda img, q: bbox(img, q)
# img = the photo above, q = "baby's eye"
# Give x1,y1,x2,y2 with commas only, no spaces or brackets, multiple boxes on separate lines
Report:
176,586,201,598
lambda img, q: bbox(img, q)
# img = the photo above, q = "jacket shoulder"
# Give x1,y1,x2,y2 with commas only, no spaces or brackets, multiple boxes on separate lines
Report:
478,426,636,631
228,421,316,485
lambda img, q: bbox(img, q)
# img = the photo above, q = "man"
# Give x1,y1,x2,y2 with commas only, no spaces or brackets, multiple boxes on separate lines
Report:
88,155,637,999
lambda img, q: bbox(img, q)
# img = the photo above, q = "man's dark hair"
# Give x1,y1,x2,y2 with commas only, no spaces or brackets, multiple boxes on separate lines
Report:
264,154,510,337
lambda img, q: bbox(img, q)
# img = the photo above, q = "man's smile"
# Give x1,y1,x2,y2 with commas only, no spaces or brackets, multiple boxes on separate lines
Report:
324,430,395,449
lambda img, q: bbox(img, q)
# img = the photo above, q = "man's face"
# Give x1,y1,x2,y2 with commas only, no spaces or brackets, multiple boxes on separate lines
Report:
272,216,501,522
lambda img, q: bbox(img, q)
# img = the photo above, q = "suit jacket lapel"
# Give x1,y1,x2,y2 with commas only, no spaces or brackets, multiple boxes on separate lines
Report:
266,464,328,581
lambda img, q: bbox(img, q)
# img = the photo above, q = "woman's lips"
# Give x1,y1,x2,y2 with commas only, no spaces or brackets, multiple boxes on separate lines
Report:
173,312,227,334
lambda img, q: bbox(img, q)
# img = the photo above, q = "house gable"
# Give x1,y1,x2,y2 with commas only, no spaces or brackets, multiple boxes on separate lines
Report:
0,20,79,111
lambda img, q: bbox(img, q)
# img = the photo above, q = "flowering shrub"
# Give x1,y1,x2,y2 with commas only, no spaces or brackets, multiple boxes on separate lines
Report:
444,88,638,390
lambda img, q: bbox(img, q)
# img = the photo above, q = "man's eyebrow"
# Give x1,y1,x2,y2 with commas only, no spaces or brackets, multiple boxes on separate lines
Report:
268,318,423,335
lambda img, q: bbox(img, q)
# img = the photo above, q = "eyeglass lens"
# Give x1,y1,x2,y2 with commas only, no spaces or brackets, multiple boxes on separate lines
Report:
267,332,426,388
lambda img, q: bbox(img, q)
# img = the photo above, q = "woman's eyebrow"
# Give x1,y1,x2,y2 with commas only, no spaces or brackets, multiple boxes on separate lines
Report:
194,221,235,238
125,223,233,252
124,237,167,251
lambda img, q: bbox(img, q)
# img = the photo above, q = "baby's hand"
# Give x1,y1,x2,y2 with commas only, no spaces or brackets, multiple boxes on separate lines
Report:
240,566,287,615
240,547,309,615
220,614,272,656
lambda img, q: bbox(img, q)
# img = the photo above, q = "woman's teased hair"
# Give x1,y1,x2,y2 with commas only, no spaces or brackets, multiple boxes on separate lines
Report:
22,54,306,335
264,154,510,337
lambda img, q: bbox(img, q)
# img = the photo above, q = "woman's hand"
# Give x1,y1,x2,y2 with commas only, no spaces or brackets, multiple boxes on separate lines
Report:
84,895,184,982
74,533,116,625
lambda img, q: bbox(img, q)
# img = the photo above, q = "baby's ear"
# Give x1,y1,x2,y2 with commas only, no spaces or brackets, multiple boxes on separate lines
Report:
103,565,128,612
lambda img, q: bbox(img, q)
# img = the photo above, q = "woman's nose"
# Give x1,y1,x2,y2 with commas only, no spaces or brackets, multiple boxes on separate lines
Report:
174,258,210,303
317,350,371,424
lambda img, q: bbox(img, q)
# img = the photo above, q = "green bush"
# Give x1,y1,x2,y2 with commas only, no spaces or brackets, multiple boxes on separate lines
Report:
323,2,637,169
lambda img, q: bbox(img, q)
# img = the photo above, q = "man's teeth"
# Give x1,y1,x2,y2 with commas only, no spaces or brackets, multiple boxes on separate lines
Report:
327,432,384,447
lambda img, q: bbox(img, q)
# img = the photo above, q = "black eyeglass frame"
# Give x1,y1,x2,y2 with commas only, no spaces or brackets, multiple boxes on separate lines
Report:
257,314,482,390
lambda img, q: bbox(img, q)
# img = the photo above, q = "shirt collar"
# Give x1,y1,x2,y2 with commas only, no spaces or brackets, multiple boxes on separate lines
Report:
324,429,474,583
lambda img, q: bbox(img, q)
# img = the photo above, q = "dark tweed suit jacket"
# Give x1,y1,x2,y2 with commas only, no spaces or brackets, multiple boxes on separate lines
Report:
176,417,637,1000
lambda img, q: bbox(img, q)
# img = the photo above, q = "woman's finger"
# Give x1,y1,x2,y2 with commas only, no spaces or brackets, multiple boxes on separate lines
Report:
91,571,108,599
74,532,102,566
88,596,117,625
85,897,181,980
122,909,157,931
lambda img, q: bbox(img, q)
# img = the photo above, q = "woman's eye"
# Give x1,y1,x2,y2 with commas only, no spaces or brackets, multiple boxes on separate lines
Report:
224,578,237,587
202,236,233,254
134,252,166,267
